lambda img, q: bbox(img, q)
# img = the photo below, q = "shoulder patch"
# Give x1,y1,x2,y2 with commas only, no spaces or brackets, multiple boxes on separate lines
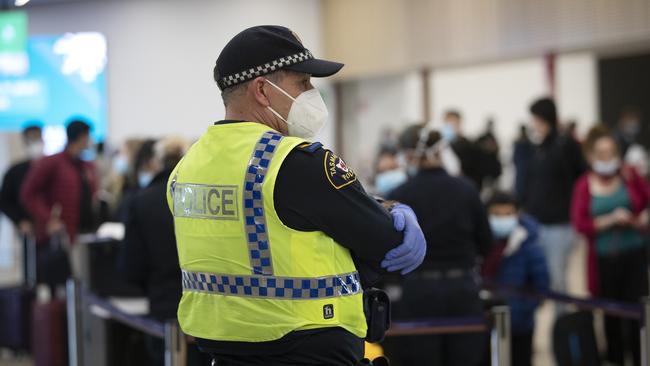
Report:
297,141,323,153
324,151,357,189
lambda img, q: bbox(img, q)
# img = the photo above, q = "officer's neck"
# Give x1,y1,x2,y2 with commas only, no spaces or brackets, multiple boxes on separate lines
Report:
225,107,286,134
224,103,252,121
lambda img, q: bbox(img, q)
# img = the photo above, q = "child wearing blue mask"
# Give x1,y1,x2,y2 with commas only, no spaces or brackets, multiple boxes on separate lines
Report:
482,191,550,366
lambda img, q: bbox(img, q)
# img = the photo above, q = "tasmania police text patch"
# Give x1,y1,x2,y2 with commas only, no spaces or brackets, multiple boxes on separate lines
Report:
324,151,357,189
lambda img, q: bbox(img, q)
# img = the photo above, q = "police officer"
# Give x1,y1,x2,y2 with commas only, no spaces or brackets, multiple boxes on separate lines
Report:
167,26,426,366
387,125,493,366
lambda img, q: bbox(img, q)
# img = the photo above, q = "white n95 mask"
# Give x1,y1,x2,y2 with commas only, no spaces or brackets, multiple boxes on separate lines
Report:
265,79,329,140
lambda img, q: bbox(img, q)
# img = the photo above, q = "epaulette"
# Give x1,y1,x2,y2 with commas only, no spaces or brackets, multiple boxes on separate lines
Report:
296,141,323,153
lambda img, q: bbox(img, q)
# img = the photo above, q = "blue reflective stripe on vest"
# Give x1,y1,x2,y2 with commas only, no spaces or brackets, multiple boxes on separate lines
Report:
243,131,283,276
181,270,362,299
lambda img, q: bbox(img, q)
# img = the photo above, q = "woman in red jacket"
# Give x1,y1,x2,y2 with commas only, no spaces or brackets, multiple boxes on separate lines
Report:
571,124,649,365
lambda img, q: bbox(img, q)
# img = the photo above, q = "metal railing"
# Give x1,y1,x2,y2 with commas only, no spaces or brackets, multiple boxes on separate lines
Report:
66,277,650,366
66,279,186,366
641,297,650,366
386,307,510,366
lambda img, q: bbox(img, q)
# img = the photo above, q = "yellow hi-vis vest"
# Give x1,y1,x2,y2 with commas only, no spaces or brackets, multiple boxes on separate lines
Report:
167,122,367,342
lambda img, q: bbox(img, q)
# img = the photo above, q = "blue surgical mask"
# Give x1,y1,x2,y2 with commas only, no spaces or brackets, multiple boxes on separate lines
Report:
80,147,96,162
138,172,154,188
441,123,457,142
489,215,518,239
375,169,407,195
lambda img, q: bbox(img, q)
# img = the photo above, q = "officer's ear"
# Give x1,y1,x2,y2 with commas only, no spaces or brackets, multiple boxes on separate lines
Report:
250,77,271,107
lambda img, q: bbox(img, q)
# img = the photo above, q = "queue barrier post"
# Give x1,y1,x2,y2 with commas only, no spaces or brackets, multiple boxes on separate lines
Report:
641,297,650,366
165,320,187,366
490,305,511,366
66,278,83,366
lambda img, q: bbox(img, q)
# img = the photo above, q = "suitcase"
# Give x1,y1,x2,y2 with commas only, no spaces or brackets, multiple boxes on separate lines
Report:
553,311,600,366
0,235,37,351
30,231,70,366
32,298,67,366
0,286,34,350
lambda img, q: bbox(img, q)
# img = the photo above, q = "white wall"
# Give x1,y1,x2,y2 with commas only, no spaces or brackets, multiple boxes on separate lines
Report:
339,53,598,189
556,53,599,137
430,58,548,144
340,72,422,183
430,53,598,188
26,0,323,146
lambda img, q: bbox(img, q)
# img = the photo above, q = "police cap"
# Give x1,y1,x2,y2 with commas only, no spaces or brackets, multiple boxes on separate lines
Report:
214,25,343,91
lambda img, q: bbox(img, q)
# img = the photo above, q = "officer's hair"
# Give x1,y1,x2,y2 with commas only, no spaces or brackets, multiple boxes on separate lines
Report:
221,70,296,108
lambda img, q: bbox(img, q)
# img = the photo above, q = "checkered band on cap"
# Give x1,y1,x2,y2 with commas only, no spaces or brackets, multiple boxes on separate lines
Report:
217,50,314,90
182,270,362,299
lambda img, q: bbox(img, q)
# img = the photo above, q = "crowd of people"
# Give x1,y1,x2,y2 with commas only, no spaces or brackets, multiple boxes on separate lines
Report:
372,98,649,366
0,96,648,366
0,120,197,364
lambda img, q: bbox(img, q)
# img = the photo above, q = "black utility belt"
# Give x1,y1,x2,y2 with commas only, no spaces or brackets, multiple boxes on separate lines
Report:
363,288,390,343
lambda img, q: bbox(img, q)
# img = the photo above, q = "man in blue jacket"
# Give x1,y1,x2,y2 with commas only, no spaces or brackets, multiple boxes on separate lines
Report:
482,191,550,366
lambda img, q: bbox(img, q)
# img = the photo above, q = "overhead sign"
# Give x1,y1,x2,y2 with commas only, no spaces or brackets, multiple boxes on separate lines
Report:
0,11,28,75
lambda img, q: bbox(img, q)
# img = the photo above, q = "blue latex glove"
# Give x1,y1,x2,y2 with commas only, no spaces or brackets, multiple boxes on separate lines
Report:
381,204,427,274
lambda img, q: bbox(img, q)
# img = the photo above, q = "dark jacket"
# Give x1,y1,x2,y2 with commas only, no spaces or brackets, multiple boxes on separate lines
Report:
451,137,483,189
513,139,533,203
485,216,550,335
475,132,503,186
20,151,98,243
519,132,586,224
120,169,181,321
0,160,32,225
388,167,493,269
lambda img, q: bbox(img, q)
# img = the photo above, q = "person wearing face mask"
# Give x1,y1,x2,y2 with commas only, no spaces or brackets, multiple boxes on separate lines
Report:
571,125,650,366
373,149,407,196
441,110,491,189
168,26,426,366
134,140,158,189
21,120,98,246
482,191,549,366
0,124,43,236
517,97,586,312
614,106,650,179
387,125,493,366
615,106,643,157
115,140,157,222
